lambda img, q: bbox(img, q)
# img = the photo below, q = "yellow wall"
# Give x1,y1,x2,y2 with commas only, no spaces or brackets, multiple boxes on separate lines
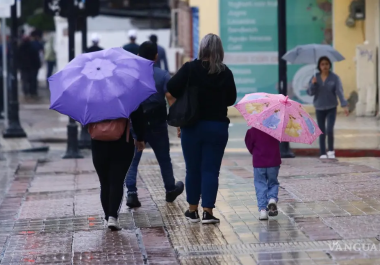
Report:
333,0,365,102
189,0,219,38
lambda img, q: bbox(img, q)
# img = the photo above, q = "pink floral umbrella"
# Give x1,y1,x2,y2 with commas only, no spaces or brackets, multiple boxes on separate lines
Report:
235,93,322,144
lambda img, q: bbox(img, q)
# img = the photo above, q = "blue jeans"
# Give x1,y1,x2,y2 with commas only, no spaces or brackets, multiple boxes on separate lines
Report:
315,107,337,155
125,123,176,193
181,121,229,209
254,167,280,211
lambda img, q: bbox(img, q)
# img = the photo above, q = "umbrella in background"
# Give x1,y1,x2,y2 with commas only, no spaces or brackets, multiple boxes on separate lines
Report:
282,44,345,65
49,47,157,125
235,93,322,145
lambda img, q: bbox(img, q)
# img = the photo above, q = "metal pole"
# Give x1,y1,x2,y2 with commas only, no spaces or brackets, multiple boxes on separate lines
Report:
3,3,25,138
78,15,91,149
63,0,82,159
2,17,7,125
278,0,294,158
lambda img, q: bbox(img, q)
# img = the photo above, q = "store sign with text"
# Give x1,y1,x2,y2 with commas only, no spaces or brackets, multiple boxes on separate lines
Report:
220,0,332,104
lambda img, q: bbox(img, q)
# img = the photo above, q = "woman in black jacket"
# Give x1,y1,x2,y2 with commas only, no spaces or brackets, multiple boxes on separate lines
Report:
167,34,237,224
92,106,145,231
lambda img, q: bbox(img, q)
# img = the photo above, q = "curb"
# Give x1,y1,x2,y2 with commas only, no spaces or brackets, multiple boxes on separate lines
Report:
293,148,380,157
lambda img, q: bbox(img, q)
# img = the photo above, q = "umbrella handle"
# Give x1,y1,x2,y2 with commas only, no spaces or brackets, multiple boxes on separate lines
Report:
280,95,289,105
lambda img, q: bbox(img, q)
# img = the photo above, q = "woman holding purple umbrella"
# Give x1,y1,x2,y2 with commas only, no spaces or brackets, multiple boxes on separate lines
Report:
91,110,146,231
48,47,157,231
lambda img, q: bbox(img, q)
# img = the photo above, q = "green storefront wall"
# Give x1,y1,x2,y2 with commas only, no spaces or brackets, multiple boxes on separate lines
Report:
220,0,332,104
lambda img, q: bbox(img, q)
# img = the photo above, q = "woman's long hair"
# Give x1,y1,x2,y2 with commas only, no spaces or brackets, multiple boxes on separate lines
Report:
198,34,225,75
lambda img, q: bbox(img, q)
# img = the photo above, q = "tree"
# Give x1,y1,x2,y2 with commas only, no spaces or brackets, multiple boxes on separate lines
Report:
21,0,55,31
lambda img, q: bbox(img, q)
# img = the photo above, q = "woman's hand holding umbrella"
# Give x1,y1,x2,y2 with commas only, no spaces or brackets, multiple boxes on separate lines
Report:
343,106,349,116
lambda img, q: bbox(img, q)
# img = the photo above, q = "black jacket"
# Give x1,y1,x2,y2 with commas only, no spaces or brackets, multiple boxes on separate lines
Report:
86,45,104,53
18,40,41,70
167,60,237,123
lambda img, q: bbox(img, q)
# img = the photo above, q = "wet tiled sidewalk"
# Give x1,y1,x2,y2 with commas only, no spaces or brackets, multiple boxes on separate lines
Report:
1,153,380,264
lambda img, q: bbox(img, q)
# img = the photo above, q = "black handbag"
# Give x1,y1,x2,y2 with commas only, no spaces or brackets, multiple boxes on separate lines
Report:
167,63,199,127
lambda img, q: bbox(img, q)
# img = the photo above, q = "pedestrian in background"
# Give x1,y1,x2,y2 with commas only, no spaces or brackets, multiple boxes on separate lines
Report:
245,127,281,220
30,30,44,94
44,34,56,87
149,34,168,71
123,29,139,55
125,41,183,208
18,31,41,97
308,56,349,159
167,33,237,224
87,33,104,53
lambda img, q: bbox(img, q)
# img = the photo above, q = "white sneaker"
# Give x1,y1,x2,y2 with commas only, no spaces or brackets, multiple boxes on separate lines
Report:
108,217,122,231
268,198,278,217
259,210,268,220
327,151,336,159
320,155,328,159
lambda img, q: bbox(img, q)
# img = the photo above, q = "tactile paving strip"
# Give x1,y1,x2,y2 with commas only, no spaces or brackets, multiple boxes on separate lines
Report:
0,213,162,234
175,239,376,257
72,230,144,264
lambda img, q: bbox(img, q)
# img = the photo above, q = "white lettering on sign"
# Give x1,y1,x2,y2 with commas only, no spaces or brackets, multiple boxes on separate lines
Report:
235,78,256,85
228,10,247,18
227,19,256,25
225,52,278,65
228,27,258,34
229,68,252,75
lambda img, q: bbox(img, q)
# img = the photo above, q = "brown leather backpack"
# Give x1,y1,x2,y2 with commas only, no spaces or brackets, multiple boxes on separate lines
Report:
88,118,130,142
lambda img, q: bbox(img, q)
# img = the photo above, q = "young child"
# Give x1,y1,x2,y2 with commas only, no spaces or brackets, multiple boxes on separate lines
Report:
245,127,282,220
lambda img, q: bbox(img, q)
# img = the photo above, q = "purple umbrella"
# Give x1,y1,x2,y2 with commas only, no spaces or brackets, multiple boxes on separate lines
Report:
48,47,157,125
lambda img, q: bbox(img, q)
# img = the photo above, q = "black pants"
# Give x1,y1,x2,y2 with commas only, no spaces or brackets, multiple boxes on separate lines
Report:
315,107,337,155
92,137,135,220
21,68,39,96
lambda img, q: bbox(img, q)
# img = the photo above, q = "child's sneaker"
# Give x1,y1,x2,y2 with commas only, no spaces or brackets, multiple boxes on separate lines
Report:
259,210,268,220
268,198,278,217
327,151,336,159
320,154,328,159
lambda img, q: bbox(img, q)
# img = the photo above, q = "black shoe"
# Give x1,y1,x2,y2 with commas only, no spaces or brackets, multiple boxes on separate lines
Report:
202,211,220,224
126,193,141,208
185,210,200,223
268,198,278,217
166,181,184,202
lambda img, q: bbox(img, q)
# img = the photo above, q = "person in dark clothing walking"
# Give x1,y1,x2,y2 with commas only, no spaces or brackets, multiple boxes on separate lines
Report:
149,34,168,71
92,108,146,231
167,34,237,224
125,41,184,208
18,31,41,97
123,29,139,55
87,33,104,53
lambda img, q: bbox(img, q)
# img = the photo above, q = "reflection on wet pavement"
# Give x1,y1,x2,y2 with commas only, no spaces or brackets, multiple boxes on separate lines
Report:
1,152,380,264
